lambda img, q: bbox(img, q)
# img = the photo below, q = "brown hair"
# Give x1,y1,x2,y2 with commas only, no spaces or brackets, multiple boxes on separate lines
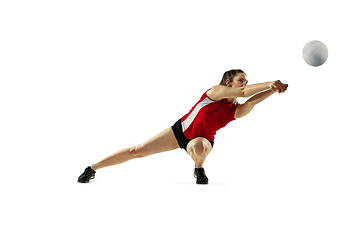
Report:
219,69,246,85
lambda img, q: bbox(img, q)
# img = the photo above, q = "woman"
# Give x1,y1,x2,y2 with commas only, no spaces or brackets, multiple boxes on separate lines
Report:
78,69,288,184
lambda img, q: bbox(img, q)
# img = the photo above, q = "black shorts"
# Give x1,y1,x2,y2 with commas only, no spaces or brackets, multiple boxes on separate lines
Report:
171,119,214,151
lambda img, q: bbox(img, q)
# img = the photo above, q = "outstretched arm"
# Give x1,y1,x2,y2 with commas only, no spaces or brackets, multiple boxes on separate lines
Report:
207,81,275,101
234,82,288,119
243,80,288,97
246,89,275,106
243,80,288,96
234,90,275,119
242,81,274,97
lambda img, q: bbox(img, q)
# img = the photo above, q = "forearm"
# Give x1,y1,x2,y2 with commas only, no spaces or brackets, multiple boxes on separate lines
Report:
242,81,273,97
246,89,275,106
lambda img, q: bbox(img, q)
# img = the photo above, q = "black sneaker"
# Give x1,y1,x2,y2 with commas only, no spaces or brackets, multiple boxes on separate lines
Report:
194,168,208,184
78,166,96,183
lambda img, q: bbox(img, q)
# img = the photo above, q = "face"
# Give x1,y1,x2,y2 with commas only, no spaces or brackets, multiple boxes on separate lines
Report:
226,73,248,87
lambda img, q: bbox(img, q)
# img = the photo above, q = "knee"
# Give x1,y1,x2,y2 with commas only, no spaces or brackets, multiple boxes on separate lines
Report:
130,144,146,158
188,140,208,158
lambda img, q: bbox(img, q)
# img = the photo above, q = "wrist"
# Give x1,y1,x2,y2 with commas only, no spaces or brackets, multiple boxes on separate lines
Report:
269,81,275,89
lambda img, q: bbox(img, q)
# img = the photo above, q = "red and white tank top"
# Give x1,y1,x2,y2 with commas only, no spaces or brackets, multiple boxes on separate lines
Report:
181,90,239,141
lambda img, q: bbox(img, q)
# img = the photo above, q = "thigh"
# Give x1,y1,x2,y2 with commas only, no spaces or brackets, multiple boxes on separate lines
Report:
186,137,212,156
138,127,180,156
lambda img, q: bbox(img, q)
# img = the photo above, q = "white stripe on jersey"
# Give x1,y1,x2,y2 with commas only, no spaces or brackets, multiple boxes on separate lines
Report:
181,97,214,132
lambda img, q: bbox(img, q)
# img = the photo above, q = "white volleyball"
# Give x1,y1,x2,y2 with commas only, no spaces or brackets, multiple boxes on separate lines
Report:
303,40,328,67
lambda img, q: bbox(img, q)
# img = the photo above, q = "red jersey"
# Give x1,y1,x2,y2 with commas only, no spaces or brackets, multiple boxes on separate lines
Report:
181,90,239,141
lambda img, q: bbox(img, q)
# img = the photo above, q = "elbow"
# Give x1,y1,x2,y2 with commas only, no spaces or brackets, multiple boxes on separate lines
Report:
238,87,247,97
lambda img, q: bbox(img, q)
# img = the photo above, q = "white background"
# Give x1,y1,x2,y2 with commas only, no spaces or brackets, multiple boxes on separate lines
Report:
1,0,359,239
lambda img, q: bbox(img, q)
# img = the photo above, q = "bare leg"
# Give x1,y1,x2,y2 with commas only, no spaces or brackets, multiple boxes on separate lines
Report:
186,137,212,168
91,127,180,170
